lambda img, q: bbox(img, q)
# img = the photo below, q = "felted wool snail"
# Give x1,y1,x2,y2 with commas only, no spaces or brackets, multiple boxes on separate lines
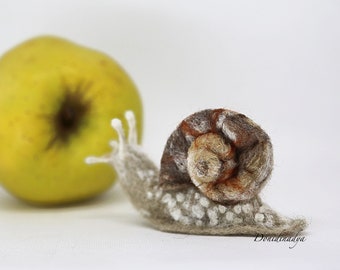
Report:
85,109,306,235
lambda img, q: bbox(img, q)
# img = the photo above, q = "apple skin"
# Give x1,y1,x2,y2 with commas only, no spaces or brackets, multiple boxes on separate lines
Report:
0,36,143,205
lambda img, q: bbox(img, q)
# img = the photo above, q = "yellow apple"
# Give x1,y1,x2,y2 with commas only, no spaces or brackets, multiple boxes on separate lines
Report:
0,36,143,205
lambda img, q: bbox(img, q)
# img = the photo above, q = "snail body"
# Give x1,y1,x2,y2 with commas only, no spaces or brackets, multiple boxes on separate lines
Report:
86,109,306,235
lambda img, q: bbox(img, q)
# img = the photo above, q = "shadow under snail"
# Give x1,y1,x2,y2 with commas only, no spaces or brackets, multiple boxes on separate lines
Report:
86,109,306,236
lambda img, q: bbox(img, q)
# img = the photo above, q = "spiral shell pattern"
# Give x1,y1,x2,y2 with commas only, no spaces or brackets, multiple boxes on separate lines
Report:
160,109,273,204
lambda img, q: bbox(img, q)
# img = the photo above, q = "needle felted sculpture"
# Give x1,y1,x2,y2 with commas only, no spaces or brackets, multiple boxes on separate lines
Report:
86,109,306,235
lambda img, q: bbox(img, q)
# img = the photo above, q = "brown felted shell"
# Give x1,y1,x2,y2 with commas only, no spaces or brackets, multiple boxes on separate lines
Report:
159,109,273,204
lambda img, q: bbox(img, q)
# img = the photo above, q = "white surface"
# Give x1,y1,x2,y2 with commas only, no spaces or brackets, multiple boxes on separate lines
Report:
0,0,339,269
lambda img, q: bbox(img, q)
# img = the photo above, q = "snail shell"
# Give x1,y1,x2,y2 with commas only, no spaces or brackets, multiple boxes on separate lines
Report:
160,109,273,204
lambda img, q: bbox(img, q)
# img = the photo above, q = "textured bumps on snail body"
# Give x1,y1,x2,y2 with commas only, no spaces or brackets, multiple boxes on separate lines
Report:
85,109,307,236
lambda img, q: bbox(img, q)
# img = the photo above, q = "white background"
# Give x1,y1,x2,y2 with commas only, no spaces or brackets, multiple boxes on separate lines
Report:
0,0,339,269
